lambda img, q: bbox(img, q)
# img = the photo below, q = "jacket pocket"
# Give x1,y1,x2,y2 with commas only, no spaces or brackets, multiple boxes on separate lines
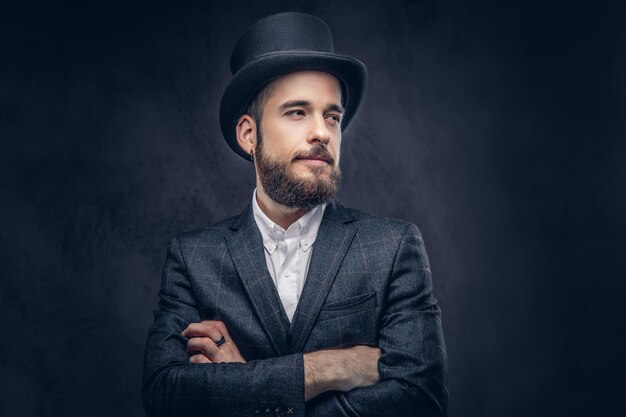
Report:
317,291,377,322
305,291,379,351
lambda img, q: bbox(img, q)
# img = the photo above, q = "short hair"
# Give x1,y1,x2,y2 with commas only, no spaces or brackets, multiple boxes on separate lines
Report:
244,81,277,127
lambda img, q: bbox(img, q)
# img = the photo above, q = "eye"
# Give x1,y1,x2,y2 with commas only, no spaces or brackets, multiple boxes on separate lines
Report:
286,109,306,118
325,114,342,125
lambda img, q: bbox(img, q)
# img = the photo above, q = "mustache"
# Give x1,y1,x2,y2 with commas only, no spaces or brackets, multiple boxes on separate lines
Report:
294,145,335,165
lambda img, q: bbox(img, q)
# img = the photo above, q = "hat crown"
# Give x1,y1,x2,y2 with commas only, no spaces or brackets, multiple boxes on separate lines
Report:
230,12,335,75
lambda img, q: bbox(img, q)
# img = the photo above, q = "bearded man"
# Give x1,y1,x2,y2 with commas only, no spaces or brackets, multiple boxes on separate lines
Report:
142,12,447,417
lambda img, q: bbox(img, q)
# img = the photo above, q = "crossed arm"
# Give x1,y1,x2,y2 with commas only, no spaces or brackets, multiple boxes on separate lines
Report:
182,320,381,401
143,224,447,416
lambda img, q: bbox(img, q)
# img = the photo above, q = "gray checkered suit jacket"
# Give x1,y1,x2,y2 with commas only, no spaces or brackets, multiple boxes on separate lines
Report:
142,201,447,417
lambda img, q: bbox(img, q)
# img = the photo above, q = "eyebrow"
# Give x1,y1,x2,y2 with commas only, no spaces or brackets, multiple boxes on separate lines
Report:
279,99,345,114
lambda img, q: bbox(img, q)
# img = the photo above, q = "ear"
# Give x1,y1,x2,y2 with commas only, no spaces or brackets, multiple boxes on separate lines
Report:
236,114,257,155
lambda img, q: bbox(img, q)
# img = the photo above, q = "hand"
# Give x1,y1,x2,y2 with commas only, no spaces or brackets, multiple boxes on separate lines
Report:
182,320,247,364
304,345,381,401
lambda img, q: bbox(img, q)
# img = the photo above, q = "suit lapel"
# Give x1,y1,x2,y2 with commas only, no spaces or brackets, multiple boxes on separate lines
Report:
224,205,291,356
289,202,357,352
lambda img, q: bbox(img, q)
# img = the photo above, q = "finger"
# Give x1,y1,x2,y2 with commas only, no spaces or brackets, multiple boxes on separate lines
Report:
182,322,224,342
186,334,245,363
187,337,219,358
182,321,224,342
209,322,241,352
213,321,233,340
182,322,214,337
189,353,212,364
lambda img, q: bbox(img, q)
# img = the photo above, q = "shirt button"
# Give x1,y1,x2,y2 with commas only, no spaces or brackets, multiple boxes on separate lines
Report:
284,270,292,277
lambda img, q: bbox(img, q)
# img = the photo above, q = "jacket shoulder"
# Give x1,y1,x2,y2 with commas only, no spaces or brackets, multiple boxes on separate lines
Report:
337,203,429,268
170,212,240,247
338,203,423,238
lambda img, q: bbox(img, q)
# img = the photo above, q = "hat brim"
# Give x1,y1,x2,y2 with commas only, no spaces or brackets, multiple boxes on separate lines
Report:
219,50,367,161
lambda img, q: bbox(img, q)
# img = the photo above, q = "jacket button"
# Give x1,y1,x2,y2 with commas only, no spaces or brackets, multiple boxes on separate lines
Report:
275,406,284,416
254,409,262,417
265,407,274,417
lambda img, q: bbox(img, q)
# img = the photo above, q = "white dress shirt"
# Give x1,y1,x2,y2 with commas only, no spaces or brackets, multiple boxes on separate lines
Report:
251,189,326,322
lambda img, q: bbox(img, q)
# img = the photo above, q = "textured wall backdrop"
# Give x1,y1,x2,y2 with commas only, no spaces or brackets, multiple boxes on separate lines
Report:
1,1,624,416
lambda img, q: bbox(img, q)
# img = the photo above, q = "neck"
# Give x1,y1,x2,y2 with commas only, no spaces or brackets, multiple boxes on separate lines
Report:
255,185,310,230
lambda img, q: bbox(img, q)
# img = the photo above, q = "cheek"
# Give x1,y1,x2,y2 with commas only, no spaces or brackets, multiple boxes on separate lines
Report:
264,124,306,153
331,138,342,160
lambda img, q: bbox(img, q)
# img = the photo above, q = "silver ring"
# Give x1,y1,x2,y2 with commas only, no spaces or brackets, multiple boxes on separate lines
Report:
214,336,226,347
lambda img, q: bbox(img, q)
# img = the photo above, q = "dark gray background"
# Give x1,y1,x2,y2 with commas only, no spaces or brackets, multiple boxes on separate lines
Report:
1,0,624,416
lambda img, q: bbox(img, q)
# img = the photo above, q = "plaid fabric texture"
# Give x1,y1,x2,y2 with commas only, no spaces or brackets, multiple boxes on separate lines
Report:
143,202,447,417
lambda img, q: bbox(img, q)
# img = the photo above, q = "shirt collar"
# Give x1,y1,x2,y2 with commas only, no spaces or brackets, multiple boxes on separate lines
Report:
252,189,326,254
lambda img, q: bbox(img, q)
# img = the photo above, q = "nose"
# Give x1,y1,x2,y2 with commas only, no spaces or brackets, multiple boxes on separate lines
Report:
307,114,332,146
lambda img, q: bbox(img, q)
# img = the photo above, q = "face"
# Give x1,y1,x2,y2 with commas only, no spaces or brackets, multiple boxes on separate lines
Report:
253,71,344,209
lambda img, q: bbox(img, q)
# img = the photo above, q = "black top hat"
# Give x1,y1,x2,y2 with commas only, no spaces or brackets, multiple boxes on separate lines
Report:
219,12,368,161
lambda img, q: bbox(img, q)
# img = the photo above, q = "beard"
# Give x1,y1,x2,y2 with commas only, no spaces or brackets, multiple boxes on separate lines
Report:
254,133,341,210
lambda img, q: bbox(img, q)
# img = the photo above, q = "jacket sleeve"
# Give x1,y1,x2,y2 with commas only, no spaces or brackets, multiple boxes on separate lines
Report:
142,236,306,417
305,223,448,417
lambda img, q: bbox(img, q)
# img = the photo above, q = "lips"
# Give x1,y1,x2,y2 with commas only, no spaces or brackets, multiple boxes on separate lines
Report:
295,155,331,163
294,146,334,165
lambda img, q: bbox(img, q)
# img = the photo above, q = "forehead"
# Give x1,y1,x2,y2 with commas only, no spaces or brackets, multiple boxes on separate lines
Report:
265,71,342,104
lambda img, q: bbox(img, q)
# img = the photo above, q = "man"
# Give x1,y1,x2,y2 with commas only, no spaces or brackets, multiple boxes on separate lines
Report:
143,12,447,417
